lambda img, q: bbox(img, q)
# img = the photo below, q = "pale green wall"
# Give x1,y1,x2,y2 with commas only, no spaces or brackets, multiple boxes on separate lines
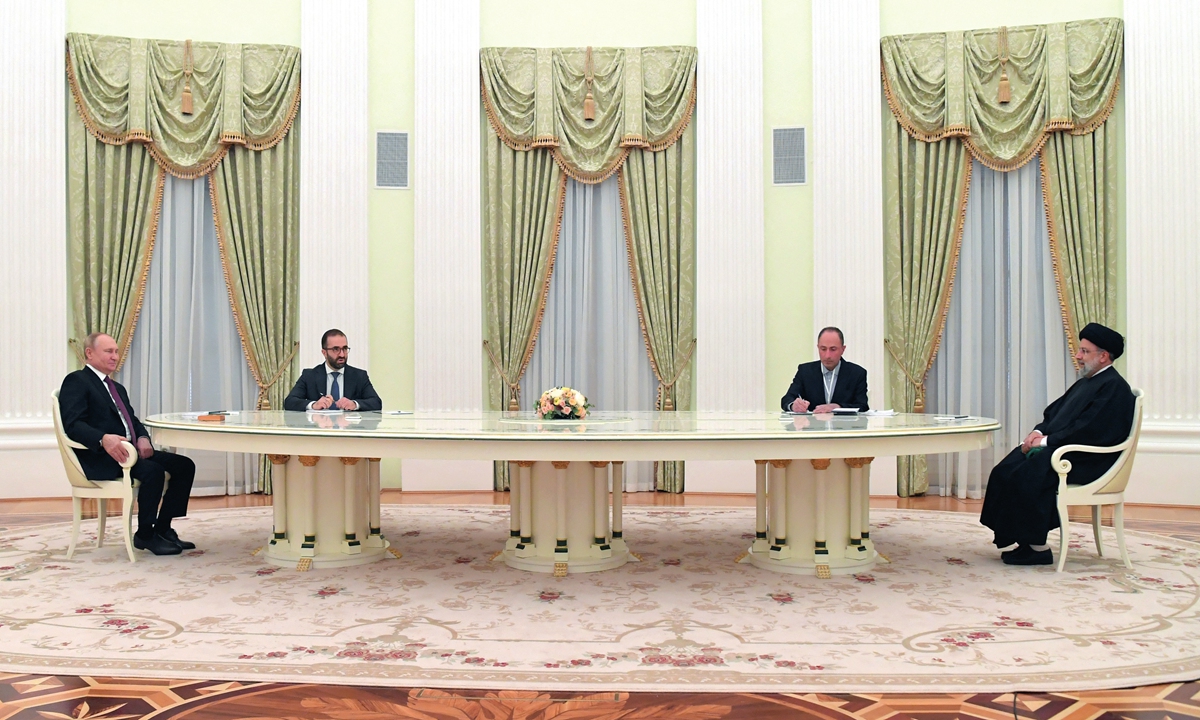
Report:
368,0,415,487
67,0,301,44
480,0,696,46
763,0,814,409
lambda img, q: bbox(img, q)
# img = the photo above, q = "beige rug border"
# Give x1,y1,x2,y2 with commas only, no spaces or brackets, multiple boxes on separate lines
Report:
2,507,1199,694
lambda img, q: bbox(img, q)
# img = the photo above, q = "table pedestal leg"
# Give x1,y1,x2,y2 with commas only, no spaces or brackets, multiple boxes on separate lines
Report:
768,460,792,559
848,457,875,553
590,462,612,558
611,461,627,554
298,456,319,559
340,458,362,554
268,454,291,551
752,460,769,554
552,461,570,575
506,461,520,550
515,461,536,558
365,458,385,548
846,457,872,555
812,459,831,577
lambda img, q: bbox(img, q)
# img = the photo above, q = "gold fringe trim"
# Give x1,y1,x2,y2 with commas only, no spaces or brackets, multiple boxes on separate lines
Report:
1038,148,1082,365
517,171,570,380
480,70,696,184
617,167,664,385
924,152,973,376
67,46,301,179
880,57,1121,172
208,170,267,392
114,167,166,374
480,74,541,151
551,146,630,185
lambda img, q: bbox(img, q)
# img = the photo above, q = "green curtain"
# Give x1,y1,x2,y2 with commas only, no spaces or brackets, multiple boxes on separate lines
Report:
481,46,697,492
883,119,971,497
481,132,566,490
619,122,696,493
66,106,164,368
67,33,301,178
210,129,301,493
881,18,1122,170
1040,120,1118,355
481,46,696,182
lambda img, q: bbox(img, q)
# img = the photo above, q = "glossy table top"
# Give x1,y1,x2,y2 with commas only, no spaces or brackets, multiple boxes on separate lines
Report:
145,410,998,440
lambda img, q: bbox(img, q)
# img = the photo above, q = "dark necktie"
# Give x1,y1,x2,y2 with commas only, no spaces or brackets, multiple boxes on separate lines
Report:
331,372,341,402
103,376,136,440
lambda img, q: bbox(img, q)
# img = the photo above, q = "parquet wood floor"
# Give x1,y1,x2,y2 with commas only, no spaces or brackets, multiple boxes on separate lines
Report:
2,491,1199,719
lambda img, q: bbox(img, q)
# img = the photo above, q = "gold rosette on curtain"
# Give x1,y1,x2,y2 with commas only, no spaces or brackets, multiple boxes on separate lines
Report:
66,33,301,493
481,46,697,492
880,18,1122,495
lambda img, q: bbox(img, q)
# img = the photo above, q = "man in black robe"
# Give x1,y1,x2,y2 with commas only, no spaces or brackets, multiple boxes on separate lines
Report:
980,323,1135,566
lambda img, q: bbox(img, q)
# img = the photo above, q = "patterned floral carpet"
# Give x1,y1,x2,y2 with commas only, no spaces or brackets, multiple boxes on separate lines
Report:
1,506,1199,694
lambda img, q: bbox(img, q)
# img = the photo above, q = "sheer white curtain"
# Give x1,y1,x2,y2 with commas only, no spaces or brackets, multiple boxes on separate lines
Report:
520,177,659,491
118,175,260,496
926,158,1075,498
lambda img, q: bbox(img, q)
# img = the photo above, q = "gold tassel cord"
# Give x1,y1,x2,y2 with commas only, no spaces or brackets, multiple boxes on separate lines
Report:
583,46,596,123
997,27,1011,104
884,338,927,414
181,39,194,115
657,339,697,412
483,340,522,412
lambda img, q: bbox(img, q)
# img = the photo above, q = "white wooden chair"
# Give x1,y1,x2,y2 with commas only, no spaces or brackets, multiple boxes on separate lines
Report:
1051,388,1145,573
52,390,140,562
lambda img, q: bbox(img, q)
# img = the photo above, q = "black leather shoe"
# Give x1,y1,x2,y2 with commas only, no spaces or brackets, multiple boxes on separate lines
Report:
158,528,195,550
1003,545,1052,566
1000,544,1025,560
134,532,183,556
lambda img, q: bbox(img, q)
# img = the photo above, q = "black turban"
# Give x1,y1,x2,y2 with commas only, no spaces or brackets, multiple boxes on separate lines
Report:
1079,322,1124,360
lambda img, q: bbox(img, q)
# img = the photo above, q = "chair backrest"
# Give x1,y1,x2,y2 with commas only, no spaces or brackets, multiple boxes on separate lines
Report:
51,390,100,489
1091,387,1145,495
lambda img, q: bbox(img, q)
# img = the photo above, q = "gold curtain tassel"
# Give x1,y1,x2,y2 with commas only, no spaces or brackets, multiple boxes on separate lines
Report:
507,395,520,412
583,46,596,123
181,83,194,115
997,27,1011,105
997,70,1011,104
583,91,596,122
181,39,195,115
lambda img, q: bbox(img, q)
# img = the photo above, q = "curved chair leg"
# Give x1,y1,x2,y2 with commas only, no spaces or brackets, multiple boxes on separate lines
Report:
97,499,107,548
121,493,136,563
1114,502,1132,569
67,496,82,559
1056,501,1070,573
1091,505,1104,557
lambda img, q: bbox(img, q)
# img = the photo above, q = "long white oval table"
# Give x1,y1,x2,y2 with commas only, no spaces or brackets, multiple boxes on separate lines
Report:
144,411,998,575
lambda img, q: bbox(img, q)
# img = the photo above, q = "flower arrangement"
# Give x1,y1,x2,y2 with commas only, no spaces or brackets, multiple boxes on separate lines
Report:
535,387,591,420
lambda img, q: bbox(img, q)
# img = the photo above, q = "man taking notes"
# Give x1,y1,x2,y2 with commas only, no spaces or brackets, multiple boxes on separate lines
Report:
780,327,870,413
980,323,1136,566
58,332,197,556
284,329,382,412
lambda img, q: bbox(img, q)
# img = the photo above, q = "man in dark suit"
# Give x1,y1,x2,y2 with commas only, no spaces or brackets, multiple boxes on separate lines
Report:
780,326,870,413
981,323,1136,566
58,332,197,556
284,329,382,412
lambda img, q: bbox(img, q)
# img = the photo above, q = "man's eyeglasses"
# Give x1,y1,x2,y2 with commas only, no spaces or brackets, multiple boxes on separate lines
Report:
324,346,350,354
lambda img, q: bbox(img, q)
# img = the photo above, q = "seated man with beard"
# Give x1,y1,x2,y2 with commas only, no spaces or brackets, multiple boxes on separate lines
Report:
979,323,1135,566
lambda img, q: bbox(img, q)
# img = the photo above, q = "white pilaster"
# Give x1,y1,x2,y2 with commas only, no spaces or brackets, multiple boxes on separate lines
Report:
1125,1,1200,505
300,0,370,367
413,0,481,412
811,0,884,408
695,0,765,413
0,0,69,497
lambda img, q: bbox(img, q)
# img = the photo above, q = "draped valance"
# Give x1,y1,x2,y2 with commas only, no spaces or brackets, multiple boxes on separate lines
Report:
481,46,696,183
66,33,300,178
881,17,1122,170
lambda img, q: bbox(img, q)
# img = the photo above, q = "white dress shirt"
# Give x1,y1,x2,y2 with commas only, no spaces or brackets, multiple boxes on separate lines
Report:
821,361,841,404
